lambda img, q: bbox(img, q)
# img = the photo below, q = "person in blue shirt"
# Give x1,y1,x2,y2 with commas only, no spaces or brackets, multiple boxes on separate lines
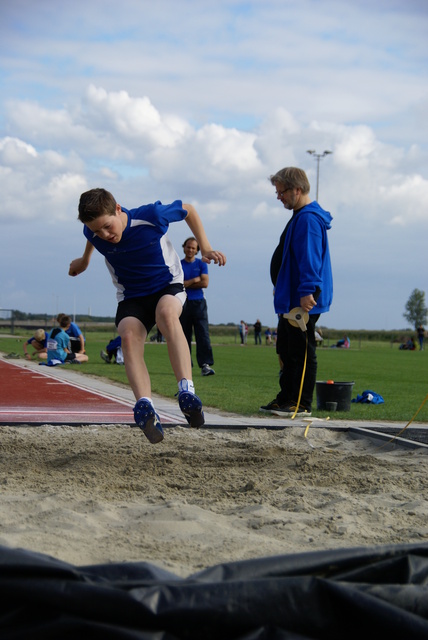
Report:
100,335,123,364
47,315,89,365
69,188,226,445
180,237,215,376
23,328,48,360
56,313,86,355
260,167,333,418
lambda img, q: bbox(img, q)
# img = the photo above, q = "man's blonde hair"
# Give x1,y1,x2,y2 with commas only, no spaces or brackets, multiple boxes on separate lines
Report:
270,167,310,194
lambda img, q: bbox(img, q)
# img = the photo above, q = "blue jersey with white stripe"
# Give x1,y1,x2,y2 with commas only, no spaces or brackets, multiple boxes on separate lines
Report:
83,200,187,301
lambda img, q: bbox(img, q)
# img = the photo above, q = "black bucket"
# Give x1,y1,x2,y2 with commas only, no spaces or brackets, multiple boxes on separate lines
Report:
316,381,355,412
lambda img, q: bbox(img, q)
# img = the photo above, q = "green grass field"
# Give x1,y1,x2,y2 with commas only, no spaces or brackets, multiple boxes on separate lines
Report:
1,332,427,423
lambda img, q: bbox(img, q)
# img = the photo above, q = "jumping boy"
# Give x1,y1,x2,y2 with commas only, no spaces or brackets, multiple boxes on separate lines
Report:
69,188,226,444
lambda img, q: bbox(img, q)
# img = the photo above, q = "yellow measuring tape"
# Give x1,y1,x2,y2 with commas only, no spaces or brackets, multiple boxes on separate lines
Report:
292,331,308,420
378,392,428,449
282,307,310,420
283,309,428,448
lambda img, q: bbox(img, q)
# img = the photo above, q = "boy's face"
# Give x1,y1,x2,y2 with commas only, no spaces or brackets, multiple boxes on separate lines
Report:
86,205,125,243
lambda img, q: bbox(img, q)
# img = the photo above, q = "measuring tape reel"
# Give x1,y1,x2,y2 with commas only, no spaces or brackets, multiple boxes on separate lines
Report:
282,307,309,331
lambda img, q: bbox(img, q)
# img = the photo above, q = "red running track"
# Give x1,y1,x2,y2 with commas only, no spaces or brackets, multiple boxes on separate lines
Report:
0,359,176,425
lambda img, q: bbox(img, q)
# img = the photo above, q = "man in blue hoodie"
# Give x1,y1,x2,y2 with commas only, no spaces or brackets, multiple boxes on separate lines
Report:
260,167,333,417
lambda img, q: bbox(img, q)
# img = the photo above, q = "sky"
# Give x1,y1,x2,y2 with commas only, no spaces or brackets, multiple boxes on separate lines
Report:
1,0,427,330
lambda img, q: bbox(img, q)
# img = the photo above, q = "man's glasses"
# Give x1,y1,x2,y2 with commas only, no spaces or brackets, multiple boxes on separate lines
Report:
276,188,292,198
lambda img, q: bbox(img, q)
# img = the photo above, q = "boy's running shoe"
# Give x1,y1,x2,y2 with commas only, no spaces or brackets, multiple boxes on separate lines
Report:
178,391,205,428
100,350,110,363
134,399,164,444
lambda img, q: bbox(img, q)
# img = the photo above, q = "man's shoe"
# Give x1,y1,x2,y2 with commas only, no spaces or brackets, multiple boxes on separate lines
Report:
259,399,281,413
178,391,205,428
271,404,312,418
134,399,164,444
100,350,110,363
201,364,215,376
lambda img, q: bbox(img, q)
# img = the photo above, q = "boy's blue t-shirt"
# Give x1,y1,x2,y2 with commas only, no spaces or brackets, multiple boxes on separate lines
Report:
83,200,187,301
66,322,83,338
181,258,208,301
47,328,70,363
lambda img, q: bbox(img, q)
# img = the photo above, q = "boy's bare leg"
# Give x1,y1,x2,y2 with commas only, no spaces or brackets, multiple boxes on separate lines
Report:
155,294,192,382
118,316,150,400
156,294,204,428
74,353,89,363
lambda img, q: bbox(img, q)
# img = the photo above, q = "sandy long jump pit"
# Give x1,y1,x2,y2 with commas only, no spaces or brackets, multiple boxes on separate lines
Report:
1,356,428,635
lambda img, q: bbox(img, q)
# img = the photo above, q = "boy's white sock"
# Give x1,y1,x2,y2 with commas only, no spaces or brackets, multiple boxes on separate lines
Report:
178,379,195,394
137,396,154,406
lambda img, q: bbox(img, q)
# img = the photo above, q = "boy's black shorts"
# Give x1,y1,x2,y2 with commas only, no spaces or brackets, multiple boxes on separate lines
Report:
69,337,82,353
115,283,186,333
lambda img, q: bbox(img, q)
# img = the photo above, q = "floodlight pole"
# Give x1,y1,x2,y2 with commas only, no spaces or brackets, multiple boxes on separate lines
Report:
306,149,333,201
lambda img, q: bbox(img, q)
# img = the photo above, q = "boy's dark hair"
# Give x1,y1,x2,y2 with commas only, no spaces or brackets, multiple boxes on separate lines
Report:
78,188,117,223
182,237,199,252
59,315,71,328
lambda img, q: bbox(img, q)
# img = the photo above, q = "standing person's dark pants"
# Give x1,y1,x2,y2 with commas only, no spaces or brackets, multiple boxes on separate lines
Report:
180,299,214,368
276,313,320,410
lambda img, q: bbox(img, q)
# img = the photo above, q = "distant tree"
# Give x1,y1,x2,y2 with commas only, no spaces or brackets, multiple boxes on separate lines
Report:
403,289,427,329
12,309,27,320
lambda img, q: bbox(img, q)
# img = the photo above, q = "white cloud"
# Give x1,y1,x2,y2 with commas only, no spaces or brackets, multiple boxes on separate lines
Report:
84,85,190,148
195,124,260,171
252,201,279,221
46,173,88,220
384,175,428,225
0,0,427,328
0,136,37,163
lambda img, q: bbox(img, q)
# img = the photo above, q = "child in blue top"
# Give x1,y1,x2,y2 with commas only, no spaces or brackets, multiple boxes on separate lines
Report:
100,336,123,364
56,313,86,354
69,188,226,445
23,329,49,360
47,315,89,365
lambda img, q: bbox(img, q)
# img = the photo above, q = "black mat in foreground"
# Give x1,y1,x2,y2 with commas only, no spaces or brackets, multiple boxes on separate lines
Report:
1,542,428,639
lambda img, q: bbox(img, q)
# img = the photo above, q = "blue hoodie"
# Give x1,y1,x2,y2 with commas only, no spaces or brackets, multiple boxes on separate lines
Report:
274,201,333,315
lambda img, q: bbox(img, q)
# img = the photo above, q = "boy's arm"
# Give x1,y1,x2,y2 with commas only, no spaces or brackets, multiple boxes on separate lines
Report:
23,339,32,359
182,204,226,266
69,241,95,277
